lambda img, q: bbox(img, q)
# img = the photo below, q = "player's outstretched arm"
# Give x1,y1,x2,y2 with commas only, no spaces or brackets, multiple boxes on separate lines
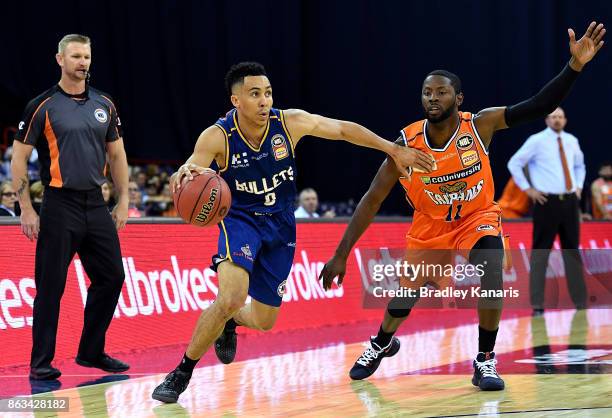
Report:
283,109,434,177
172,125,226,192
320,157,400,290
473,21,606,146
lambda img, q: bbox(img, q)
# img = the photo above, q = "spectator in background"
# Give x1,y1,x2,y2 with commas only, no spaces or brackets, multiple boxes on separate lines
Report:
0,181,18,216
0,148,12,181
135,171,147,193
0,147,40,182
147,182,176,217
161,183,178,217
159,170,170,186
101,181,115,210
591,161,612,220
143,176,161,204
507,107,586,315
128,180,144,217
294,188,335,218
498,177,530,219
295,188,319,218
144,179,173,216
146,163,160,178
30,181,44,214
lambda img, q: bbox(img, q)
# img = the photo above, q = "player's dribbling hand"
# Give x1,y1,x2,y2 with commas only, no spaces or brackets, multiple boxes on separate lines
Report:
568,21,606,71
172,163,215,192
20,207,39,241
320,254,347,290
389,145,435,177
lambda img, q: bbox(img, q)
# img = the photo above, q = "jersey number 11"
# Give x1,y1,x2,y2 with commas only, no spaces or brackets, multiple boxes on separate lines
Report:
445,202,463,222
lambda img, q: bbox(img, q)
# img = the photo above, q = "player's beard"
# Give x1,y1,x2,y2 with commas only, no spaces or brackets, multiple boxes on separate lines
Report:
424,105,454,123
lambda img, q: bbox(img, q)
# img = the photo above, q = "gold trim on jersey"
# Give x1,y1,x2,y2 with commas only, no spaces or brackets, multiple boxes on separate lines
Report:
214,124,231,173
220,220,233,262
232,111,270,152
279,110,296,157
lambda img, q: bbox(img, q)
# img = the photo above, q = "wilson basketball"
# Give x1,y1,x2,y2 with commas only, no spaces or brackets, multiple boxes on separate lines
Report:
173,172,231,227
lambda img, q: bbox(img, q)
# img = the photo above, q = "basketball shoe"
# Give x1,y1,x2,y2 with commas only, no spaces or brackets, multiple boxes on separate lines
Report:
349,337,401,380
472,351,505,390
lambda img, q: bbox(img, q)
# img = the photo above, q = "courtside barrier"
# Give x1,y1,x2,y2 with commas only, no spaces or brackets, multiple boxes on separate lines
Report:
1,219,610,367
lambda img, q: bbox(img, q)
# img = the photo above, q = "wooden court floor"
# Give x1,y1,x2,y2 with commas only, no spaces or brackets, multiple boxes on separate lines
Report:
5,309,611,417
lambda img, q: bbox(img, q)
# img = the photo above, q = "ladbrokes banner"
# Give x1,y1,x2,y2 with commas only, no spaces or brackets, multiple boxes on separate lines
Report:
1,221,610,367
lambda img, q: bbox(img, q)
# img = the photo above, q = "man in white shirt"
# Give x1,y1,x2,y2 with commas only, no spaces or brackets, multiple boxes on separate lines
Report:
508,107,587,315
294,188,320,218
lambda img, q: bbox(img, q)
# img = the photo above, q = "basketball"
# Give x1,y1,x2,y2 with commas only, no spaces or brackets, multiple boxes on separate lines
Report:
173,171,232,227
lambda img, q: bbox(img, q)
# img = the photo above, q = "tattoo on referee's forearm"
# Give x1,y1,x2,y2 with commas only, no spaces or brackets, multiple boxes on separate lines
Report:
17,177,28,197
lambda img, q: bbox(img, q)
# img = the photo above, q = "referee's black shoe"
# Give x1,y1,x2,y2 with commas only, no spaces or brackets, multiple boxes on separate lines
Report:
29,365,61,380
75,353,129,373
215,324,237,364
350,337,401,380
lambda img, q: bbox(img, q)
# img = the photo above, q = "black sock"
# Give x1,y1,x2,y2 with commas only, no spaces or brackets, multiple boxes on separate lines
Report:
177,353,199,374
478,326,499,353
372,325,394,348
225,318,238,332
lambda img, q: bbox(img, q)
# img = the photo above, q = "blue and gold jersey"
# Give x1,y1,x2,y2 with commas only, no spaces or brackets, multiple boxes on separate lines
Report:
215,108,297,213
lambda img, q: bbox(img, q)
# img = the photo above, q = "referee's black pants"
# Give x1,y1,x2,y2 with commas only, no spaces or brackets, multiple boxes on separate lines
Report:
31,187,125,369
529,193,586,309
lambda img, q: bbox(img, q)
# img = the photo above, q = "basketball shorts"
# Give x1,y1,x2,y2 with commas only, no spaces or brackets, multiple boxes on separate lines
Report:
212,207,296,307
399,210,505,305
406,210,502,250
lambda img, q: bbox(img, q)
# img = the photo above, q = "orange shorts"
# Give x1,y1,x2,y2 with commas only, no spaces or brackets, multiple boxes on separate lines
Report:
406,210,502,250
399,210,504,291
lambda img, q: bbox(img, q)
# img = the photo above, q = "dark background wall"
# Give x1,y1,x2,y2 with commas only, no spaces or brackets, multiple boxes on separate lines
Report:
1,0,611,214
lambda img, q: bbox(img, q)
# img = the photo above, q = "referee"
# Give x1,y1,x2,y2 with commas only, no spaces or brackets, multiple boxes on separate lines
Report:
11,34,130,380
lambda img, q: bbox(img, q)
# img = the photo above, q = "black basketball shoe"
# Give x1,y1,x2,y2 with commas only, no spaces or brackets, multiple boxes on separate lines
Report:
349,337,401,380
472,351,505,391
152,369,192,403
215,324,237,364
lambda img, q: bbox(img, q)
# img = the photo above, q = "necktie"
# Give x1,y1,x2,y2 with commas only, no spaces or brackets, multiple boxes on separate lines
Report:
557,136,572,192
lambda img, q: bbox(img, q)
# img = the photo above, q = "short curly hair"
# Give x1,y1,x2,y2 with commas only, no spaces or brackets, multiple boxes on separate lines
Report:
426,70,462,94
224,62,267,96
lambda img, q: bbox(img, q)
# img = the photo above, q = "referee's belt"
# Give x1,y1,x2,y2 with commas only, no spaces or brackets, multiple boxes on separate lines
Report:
546,192,576,200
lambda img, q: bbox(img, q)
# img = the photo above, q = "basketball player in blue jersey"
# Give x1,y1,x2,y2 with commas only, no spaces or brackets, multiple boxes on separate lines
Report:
152,62,435,403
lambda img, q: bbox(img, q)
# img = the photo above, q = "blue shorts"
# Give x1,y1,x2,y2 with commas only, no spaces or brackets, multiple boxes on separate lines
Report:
213,207,296,307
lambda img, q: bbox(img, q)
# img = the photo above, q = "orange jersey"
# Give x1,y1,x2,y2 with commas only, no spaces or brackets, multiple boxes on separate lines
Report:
399,112,501,248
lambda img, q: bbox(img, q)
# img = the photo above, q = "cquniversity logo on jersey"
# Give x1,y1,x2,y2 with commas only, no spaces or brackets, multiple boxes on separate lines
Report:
421,162,482,185
94,108,108,123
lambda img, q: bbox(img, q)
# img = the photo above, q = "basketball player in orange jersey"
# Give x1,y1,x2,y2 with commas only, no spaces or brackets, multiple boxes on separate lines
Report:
321,21,605,390
151,62,435,403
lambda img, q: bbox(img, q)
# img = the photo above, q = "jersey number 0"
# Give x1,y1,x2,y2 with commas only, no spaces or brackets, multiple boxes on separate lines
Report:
264,192,276,206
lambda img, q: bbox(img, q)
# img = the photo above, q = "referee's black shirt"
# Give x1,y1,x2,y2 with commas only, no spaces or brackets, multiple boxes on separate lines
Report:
14,84,123,190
